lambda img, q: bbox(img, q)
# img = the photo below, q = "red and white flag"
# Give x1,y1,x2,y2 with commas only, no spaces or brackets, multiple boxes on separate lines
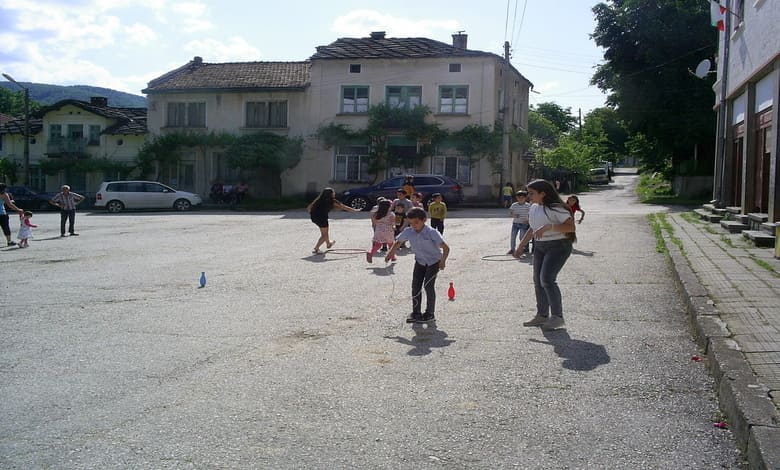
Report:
711,0,726,31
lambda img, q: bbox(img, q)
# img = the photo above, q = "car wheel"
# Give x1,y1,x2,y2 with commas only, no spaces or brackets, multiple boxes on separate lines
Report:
106,200,124,213
348,196,370,211
174,199,192,211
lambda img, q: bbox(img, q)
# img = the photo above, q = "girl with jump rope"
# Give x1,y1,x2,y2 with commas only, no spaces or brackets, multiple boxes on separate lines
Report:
385,207,450,324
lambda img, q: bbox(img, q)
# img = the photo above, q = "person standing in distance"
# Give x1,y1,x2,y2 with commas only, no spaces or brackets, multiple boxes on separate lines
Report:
0,183,24,246
514,179,576,331
50,185,85,237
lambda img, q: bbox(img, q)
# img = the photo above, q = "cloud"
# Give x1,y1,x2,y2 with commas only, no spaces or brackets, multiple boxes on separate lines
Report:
124,23,158,45
183,37,262,62
332,10,460,38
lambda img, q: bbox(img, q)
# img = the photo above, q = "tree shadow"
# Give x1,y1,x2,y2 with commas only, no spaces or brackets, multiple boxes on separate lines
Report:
529,329,610,371
384,324,455,356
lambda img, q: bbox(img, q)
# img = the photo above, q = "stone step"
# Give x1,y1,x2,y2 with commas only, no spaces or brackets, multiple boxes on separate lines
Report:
760,221,780,235
702,203,716,212
734,214,750,224
742,230,776,248
720,220,748,233
694,208,724,223
725,206,742,214
747,213,769,230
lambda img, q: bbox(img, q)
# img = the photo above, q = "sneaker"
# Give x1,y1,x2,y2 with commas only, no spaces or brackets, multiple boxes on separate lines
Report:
522,315,548,327
70,233,79,236
7,241,17,246
60,234,66,237
541,315,566,331
406,313,422,323
366,251,373,263
421,312,436,322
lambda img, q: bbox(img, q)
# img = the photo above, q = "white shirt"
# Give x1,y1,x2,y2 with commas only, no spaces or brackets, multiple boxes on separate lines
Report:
529,204,571,241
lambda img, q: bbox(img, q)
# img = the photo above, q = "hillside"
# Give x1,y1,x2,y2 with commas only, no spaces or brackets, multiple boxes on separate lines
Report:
0,82,146,108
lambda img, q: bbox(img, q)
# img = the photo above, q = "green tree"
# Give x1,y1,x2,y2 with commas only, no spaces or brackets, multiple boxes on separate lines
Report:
581,107,629,163
528,110,561,149
591,0,717,173
227,132,303,197
533,102,577,135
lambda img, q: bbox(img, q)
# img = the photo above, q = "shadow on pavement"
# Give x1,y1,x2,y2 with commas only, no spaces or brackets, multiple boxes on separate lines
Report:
530,329,610,371
385,324,455,356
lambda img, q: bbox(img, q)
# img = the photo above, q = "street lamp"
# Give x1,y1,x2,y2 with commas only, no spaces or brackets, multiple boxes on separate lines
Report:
2,73,30,186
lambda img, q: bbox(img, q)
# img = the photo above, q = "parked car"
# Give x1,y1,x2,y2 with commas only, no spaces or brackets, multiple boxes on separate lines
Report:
95,181,202,213
588,168,610,184
340,174,464,211
4,186,57,211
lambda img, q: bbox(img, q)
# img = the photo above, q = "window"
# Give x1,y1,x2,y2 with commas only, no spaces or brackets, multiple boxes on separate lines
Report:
734,0,744,30
386,86,422,109
432,154,471,184
246,101,288,128
166,102,206,128
349,64,361,73
341,86,369,113
449,63,461,72
88,125,101,146
439,86,469,113
334,145,370,182
49,124,62,140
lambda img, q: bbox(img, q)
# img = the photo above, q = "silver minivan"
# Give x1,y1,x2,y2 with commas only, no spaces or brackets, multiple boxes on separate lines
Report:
95,181,202,213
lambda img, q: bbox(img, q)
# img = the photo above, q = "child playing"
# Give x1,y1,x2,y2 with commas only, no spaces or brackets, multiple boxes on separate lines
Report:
386,207,450,323
366,199,397,263
427,192,447,235
17,210,37,248
411,192,424,209
392,189,413,246
566,195,585,224
508,190,530,255
403,175,415,199
502,182,514,207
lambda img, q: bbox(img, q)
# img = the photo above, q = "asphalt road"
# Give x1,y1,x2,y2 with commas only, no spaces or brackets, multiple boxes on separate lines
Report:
0,172,743,469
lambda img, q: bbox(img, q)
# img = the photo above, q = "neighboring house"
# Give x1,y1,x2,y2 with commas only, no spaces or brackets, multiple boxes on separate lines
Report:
0,97,147,193
143,32,532,200
713,0,780,222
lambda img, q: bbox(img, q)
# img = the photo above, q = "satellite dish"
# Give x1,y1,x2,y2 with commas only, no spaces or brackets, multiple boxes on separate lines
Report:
694,59,712,79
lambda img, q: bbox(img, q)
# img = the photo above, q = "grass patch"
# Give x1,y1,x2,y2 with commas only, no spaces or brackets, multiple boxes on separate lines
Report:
636,173,709,205
649,212,684,255
680,211,704,224
720,235,735,248
751,257,780,276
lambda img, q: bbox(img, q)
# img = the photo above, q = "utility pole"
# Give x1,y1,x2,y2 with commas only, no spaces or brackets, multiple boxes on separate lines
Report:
2,73,30,186
714,1,731,208
502,41,512,195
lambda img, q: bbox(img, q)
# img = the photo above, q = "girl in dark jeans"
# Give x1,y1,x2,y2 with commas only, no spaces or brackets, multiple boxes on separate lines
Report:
0,183,24,246
513,179,576,331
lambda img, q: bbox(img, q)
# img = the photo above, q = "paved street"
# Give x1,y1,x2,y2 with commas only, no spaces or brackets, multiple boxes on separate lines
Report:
0,173,743,468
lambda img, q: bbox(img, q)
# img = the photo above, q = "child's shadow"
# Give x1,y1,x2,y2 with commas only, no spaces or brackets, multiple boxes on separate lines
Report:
366,263,395,276
529,329,610,371
572,248,595,256
384,324,455,356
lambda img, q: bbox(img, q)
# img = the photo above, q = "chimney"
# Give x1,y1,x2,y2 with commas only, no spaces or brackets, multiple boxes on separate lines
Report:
452,32,468,50
369,31,386,40
193,56,203,65
90,97,108,107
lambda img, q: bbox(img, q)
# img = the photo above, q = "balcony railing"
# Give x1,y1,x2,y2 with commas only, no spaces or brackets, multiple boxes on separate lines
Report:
47,138,88,157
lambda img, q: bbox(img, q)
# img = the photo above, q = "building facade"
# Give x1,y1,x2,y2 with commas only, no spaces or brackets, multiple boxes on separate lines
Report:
713,0,780,221
143,33,532,200
0,97,147,194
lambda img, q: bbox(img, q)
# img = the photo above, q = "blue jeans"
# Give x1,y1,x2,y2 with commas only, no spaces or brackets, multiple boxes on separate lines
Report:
532,239,572,318
510,222,530,252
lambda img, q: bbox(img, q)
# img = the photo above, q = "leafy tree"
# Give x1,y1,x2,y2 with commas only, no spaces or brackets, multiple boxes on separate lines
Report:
451,124,502,172
581,107,629,163
528,110,561,149
227,132,303,197
591,0,717,173
0,158,18,184
536,134,597,178
0,87,41,117
533,102,577,135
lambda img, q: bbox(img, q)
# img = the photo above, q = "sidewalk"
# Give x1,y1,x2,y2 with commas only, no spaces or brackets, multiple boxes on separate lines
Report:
664,211,780,469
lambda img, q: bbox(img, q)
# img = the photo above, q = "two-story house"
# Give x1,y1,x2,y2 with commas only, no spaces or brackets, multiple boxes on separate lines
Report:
143,32,532,200
713,0,780,225
0,97,147,193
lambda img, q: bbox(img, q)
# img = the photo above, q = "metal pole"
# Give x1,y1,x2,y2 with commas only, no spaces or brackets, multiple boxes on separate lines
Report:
2,73,30,185
715,2,731,207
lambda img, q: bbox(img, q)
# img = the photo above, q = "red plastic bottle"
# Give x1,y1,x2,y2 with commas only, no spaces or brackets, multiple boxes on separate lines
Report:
448,282,455,301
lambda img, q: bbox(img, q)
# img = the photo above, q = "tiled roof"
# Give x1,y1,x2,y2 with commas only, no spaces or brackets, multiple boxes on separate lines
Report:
311,36,494,60
143,59,311,93
0,100,146,136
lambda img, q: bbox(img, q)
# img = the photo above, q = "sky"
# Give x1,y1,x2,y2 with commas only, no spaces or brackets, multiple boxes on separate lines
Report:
0,0,608,114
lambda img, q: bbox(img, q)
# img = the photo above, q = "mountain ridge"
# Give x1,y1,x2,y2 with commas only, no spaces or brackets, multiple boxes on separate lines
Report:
0,82,147,108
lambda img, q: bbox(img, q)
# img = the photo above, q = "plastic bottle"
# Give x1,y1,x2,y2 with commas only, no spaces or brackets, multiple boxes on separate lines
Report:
199,272,206,288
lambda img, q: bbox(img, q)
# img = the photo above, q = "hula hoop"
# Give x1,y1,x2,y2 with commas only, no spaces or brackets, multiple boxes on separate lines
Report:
325,248,368,254
481,254,521,261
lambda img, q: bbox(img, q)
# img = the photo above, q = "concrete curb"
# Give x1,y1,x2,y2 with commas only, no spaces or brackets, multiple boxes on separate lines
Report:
664,231,780,469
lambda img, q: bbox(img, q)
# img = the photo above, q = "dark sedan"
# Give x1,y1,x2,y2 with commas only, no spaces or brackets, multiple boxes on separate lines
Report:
5,186,57,211
340,174,464,211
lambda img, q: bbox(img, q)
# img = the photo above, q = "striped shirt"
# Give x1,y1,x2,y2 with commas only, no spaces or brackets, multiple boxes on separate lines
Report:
509,201,530,223
51,191,84,210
